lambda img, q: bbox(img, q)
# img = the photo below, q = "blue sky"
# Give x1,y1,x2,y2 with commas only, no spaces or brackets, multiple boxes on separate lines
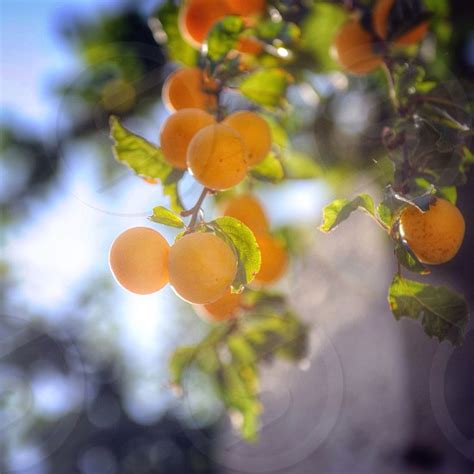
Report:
0,0,127,131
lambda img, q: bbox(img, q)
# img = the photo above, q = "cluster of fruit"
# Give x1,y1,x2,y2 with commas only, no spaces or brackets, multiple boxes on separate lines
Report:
161,66,272,189
109,16,290,323
109,193,287,322
333,0,429,74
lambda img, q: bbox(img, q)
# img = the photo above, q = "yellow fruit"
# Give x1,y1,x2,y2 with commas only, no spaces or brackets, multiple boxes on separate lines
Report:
372,0,428,46
221,193,269,236
179,0,233,48
223,111,271,166
400,198,465,264
254,234,288,285
333,19,382,75
160,108,216,170
187,124,248,190
162,67,218,113
196,290,242,322
226,0,266,16
168,232,238,304
109,227,169,295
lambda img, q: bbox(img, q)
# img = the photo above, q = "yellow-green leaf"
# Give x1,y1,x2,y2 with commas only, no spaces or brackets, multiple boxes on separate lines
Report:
150,206,184,228
239,68,291,107
211,216,261,291
250,152,284,183
319,194,375,232
388,275,469,346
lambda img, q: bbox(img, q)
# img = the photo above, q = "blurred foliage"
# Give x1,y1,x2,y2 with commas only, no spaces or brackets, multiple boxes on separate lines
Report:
170,290,308,441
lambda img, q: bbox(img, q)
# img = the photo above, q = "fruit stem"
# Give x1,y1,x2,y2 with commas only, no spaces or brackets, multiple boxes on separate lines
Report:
182,187,210,230
382,60,400,112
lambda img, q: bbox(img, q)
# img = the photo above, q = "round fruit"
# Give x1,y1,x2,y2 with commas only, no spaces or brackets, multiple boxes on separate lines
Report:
223,111,271,166
109,227,170,295
333,19,382,75
160,108,216,170
226,0,266,16
254,234,288,285
179,0,233,48
168,232,238,304
221,193,269,236
187,124,248,190
372,0,428,46
196,290,242,322
162,67,218,113
400,198,465,264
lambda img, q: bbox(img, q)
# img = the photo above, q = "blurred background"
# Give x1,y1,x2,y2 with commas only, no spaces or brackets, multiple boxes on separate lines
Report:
1,0,473,473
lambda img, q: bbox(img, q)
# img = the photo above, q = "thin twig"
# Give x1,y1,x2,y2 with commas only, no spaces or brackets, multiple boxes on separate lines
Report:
182,187,210,230
382,61,400,112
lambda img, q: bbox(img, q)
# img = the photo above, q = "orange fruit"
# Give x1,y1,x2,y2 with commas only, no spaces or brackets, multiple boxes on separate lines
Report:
109,227,169,295
400,198,465,264
162,67,218,113
187,124,248,190
160,108,216,170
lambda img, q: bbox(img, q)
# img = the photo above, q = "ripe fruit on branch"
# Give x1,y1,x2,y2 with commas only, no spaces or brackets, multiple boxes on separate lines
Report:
160,108,216,170
400,198,465,264
109,227,170,295
333,19,382,75
195,290,242,322
373,0,429,46
223,111,272,166
168,232,238,304
179,0,234,48
225,0,266,16
254,234,288,285
221,193,269,236
162,67,218,113
187,124,249,190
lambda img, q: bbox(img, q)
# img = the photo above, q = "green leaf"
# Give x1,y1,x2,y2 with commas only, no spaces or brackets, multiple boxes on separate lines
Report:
377,197,401,228
388,275,469,346
394,241,430,275
210,216,261,291
152,1,197,65
242,289,287,313
150,206,184,228
219,363,261,442
301,3,346,71
250,152,284,183
263,116,288,148
195,347,220,374
437,186,457,204
413,178,457,205
319,194,375,232
280,150,321,179
239,68,291,107
228,336,256,364
206,15,244,61
463,146,474,165
110,116,170,178
169,346,196,385
256,19,300,45
110,116,184,211
240,311,308,363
